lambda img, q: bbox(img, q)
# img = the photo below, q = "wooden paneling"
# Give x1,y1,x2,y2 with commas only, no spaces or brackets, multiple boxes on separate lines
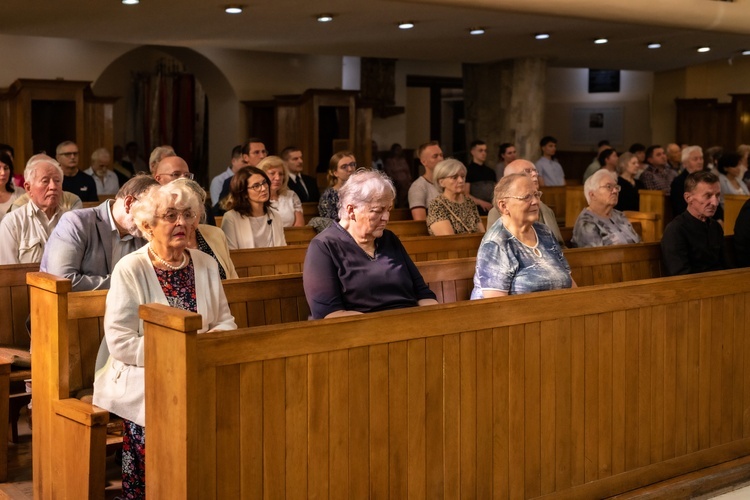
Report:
724,194,749,236
144,268,750,499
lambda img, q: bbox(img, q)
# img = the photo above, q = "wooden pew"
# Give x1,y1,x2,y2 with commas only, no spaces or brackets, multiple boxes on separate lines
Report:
638,189,668,240
26,239,675,498
302,202,412,223
143,268,750,499
565,185,586,227
724,194,750,236
230,233,485,277
543,185,567,225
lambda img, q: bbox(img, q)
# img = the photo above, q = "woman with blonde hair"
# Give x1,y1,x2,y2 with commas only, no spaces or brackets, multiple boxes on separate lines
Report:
257,155,304,227
318,151,357,220
426,159,484,235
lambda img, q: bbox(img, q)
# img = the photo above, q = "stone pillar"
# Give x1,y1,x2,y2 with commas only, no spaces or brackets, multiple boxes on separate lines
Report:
463,57,547,163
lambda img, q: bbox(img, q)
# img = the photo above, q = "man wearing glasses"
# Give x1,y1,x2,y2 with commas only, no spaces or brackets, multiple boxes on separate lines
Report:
56,141,99,202
153,155,194,185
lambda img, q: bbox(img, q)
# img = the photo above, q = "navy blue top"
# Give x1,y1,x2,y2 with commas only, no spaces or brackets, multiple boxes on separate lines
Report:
303,223,436,319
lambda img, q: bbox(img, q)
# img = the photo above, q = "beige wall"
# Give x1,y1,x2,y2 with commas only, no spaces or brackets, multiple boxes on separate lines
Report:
544,68,653,153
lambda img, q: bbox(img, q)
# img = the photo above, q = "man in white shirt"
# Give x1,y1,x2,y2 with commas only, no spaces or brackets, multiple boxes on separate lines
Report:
85,148,120,195
209,145,245,204
0,155,65,264
282,146,319,203
535,136,566,186
408,141,444,221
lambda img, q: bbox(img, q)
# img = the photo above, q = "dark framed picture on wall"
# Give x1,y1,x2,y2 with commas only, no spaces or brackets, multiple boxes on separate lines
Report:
589,69,620,93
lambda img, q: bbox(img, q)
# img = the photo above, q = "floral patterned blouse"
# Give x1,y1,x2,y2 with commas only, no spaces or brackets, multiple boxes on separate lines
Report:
154,260,198,312
318,187,340,220
426,196,481,235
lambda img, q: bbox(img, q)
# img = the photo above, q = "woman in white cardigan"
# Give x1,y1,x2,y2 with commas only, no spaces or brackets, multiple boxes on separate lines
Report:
220,166,287,249
93,182,236,498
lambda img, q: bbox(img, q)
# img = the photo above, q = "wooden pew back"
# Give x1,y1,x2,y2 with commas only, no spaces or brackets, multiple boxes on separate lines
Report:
143,268,750,499
724,194,750,236
0,263,37,348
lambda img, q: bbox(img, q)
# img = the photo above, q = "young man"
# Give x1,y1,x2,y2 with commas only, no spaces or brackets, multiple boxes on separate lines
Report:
535,136,565,187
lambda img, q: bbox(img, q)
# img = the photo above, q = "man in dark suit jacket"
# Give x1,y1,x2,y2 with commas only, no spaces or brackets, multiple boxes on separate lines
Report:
282,146,319,203
40,175,158,291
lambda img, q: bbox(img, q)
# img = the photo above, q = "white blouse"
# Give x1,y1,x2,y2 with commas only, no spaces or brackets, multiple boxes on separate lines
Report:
270,190,303,227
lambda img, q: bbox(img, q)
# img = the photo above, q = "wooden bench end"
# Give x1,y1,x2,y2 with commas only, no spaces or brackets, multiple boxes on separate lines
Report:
26,272,72,293
54,399,110,427
139,303,203,332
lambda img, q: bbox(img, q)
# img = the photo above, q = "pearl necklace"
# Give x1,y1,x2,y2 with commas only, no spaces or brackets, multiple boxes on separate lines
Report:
148,244,189,271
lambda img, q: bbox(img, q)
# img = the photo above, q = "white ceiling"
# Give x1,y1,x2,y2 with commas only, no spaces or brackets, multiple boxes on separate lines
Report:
2,0,750,71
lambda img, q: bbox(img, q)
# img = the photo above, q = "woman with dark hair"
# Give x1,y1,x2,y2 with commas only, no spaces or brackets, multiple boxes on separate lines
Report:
716,152,749,207
318,151,356,220
220,166,287,249
0,152,25,221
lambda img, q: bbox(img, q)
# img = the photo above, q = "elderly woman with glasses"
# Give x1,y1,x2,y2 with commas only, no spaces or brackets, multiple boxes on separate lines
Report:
426,159,485,235
304,169,437,319
471,174,574,298
571,169,641,248
93,181,236,498
220,166,287,249
318,151,357,220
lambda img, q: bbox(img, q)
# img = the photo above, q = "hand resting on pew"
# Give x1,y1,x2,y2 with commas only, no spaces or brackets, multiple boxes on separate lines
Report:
303,170,438,319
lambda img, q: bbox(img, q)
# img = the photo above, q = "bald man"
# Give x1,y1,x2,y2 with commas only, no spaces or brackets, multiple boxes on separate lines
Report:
153,155,193,185
487,159,565,246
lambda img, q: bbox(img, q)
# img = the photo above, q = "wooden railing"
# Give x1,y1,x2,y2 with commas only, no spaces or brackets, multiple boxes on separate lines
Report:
143,268,750,498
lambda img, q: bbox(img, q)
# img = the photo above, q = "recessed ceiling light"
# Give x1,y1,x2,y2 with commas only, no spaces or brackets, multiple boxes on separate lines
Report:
594,38,608,45
317,14,334,22
398,21,415,30
647,43,662,49
697,46,711,53
535,33,550,40
743,50,750,56
224,5,243,14
469,28,486,36
122,0,139,5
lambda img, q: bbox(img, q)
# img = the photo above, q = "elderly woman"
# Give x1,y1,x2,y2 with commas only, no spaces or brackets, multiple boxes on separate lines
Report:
318,151,357,220
717,152,750,207
220,166,287,249
615,152,643,211
258,155,304,227
93,181,236,498
426,159,485,235
572,169,641,247
0,152,25,221
471,174,574,298
172,178,238,279
303,169,438,319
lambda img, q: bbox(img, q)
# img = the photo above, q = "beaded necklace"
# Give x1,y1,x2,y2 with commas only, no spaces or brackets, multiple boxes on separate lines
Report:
148,244,189,271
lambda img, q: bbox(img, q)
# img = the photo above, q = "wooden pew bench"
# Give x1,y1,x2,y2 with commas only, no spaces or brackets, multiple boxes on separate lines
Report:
230,233,485,277
142,268,750,499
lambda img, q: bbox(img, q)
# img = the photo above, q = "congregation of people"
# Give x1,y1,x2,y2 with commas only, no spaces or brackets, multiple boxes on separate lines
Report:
2,132,749,499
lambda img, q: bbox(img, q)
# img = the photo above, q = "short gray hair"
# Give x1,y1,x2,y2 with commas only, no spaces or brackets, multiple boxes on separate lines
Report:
337,169,396,221
432,159,467,193
584,169,617,204
130,181,202,239
24,154,63,184
148,146,175,174
90,148,110,163
681,145,702,163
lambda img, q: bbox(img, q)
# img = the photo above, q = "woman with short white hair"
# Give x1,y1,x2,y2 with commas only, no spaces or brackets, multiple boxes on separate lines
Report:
303,169,437,319
572,169,640,247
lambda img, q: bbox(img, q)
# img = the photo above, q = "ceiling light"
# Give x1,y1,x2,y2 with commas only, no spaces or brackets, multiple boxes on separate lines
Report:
697,46,711,53
647,43,662,49
398,21,415,30
469,28,486,36
594,38,608,45
535,33,550,40
122,0,139,4
317,14,334,22
224,5,243,14
743,50,750,56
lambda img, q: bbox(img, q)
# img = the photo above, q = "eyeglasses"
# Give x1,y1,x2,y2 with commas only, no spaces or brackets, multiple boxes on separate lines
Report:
598,184,622,192
339,162,357,169
160,171,194,180
157,210,197,224
248,180,269,192
502,191,543,202
59,152,79,157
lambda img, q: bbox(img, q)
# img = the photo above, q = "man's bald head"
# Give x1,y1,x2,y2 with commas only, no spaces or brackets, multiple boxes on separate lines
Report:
504,159,540,188
154,156,191,185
